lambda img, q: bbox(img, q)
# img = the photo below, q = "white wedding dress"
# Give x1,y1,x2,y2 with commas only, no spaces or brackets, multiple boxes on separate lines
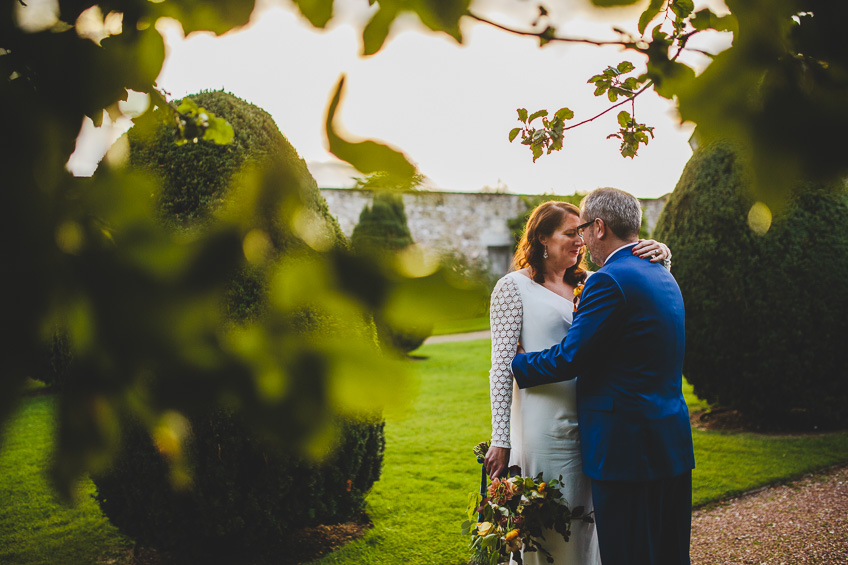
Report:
489,271,600,565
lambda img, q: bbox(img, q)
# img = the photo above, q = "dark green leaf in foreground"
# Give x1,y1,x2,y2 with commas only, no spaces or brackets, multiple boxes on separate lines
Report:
150,0,256,35
590,0,642,7
291,0,334,28
325,76,416,183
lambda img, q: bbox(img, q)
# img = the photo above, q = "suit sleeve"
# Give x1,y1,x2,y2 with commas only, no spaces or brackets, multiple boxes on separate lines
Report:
511,272,625,389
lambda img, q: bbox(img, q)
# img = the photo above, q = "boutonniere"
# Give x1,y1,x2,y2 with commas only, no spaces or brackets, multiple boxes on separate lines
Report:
573,283,584,311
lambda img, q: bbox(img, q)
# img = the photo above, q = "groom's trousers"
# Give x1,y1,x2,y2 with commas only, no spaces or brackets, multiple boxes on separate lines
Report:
591,470,692,565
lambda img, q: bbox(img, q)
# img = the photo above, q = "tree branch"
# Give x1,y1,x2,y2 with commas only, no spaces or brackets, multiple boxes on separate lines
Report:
564,81,654,131
466,11,635,48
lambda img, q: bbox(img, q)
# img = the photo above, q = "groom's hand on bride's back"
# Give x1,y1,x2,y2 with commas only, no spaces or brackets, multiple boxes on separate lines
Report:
516,343,525,355
484,446,510,479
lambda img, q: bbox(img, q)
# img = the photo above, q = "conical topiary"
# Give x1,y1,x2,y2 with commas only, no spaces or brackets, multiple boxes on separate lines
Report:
352,191,432,353
654,140,848,429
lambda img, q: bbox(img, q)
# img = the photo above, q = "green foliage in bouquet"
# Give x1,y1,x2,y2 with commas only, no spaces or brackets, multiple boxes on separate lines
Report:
91,91,387,558
654,140,848,429
463,444,593,565
352,190,433,353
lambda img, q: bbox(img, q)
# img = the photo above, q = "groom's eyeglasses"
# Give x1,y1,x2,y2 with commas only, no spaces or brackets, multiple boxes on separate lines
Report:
576,219,596,238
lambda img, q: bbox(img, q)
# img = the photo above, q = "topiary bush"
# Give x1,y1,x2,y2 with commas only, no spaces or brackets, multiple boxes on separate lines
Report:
351,191,432,353
34,329,73,389
654,140,848,429
95,413,384,560
351,190,414,253
92,91,385,559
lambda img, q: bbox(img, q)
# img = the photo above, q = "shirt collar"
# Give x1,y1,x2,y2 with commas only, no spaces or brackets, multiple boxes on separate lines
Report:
602,242,638,265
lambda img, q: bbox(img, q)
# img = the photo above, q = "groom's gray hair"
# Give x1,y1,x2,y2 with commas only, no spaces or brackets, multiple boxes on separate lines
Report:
581,187,642,239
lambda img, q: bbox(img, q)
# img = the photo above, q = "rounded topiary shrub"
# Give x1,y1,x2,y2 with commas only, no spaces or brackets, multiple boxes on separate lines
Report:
351,191,432,353
93,91,384,558
34,329,72,389
95,413,384,559
654,140,848,429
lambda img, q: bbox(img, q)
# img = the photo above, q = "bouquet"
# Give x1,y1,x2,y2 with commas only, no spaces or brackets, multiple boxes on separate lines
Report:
462,442,593,565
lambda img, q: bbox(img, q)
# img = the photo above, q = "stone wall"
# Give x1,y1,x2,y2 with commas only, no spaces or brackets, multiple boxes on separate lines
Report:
320,188,669,276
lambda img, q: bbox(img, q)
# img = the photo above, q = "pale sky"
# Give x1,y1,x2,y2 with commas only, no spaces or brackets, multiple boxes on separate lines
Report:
68,0,731,199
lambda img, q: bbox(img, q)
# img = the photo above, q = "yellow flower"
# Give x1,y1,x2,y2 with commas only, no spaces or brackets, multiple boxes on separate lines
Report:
538,482,546,493
505,528,521,541
477,521,494,536
505,534,523,552
573,284,584,298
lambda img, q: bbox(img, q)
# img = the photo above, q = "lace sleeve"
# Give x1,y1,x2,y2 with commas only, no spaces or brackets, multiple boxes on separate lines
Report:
489,276,522,449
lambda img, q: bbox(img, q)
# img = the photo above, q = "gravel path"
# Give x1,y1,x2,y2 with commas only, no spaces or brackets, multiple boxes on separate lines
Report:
690,464,848,564
424,330,491,344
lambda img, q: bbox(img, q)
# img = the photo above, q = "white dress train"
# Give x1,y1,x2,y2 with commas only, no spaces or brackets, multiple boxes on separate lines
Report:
489,271,600,565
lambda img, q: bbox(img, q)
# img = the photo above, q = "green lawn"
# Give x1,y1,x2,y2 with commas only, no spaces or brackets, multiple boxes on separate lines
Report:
0,394,132,565
2,340,848,565
312,340,848,564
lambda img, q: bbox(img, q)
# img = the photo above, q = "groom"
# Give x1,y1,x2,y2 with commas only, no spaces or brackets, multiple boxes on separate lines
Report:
511,187,695,564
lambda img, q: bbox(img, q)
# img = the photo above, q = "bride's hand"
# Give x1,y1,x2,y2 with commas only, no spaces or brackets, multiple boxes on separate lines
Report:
484,446,511,479
633,239,671,263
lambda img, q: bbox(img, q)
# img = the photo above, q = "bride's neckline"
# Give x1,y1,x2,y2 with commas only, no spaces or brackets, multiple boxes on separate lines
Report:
514,271,575,303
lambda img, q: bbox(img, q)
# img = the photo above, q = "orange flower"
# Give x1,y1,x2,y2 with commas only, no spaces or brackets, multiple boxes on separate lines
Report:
505,529,521,541
487,477,502,498
538,482,546,493
573,283,585,311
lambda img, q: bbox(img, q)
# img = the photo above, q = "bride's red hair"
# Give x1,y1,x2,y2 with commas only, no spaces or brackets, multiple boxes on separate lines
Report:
513,201,588,286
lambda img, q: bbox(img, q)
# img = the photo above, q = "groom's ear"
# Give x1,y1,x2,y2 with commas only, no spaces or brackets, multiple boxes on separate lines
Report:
595,218,608,240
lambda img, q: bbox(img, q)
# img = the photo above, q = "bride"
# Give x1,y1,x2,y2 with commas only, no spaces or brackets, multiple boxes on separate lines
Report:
483,200,670,564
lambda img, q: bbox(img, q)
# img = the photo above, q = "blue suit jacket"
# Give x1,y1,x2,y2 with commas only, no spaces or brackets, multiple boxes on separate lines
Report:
511,244,695,482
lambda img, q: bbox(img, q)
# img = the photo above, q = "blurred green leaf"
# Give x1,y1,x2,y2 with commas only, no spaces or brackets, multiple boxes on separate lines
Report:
670,0,694,19
638,0,666,35
690,8,738,32
203,114,235,144
101,26,166,94
291,0,334,28
151,0,256,35
363,4,398,55
408,0,470,42
590,0,642,6
647,55,696,99
325,76,416,181
538,25,557,47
